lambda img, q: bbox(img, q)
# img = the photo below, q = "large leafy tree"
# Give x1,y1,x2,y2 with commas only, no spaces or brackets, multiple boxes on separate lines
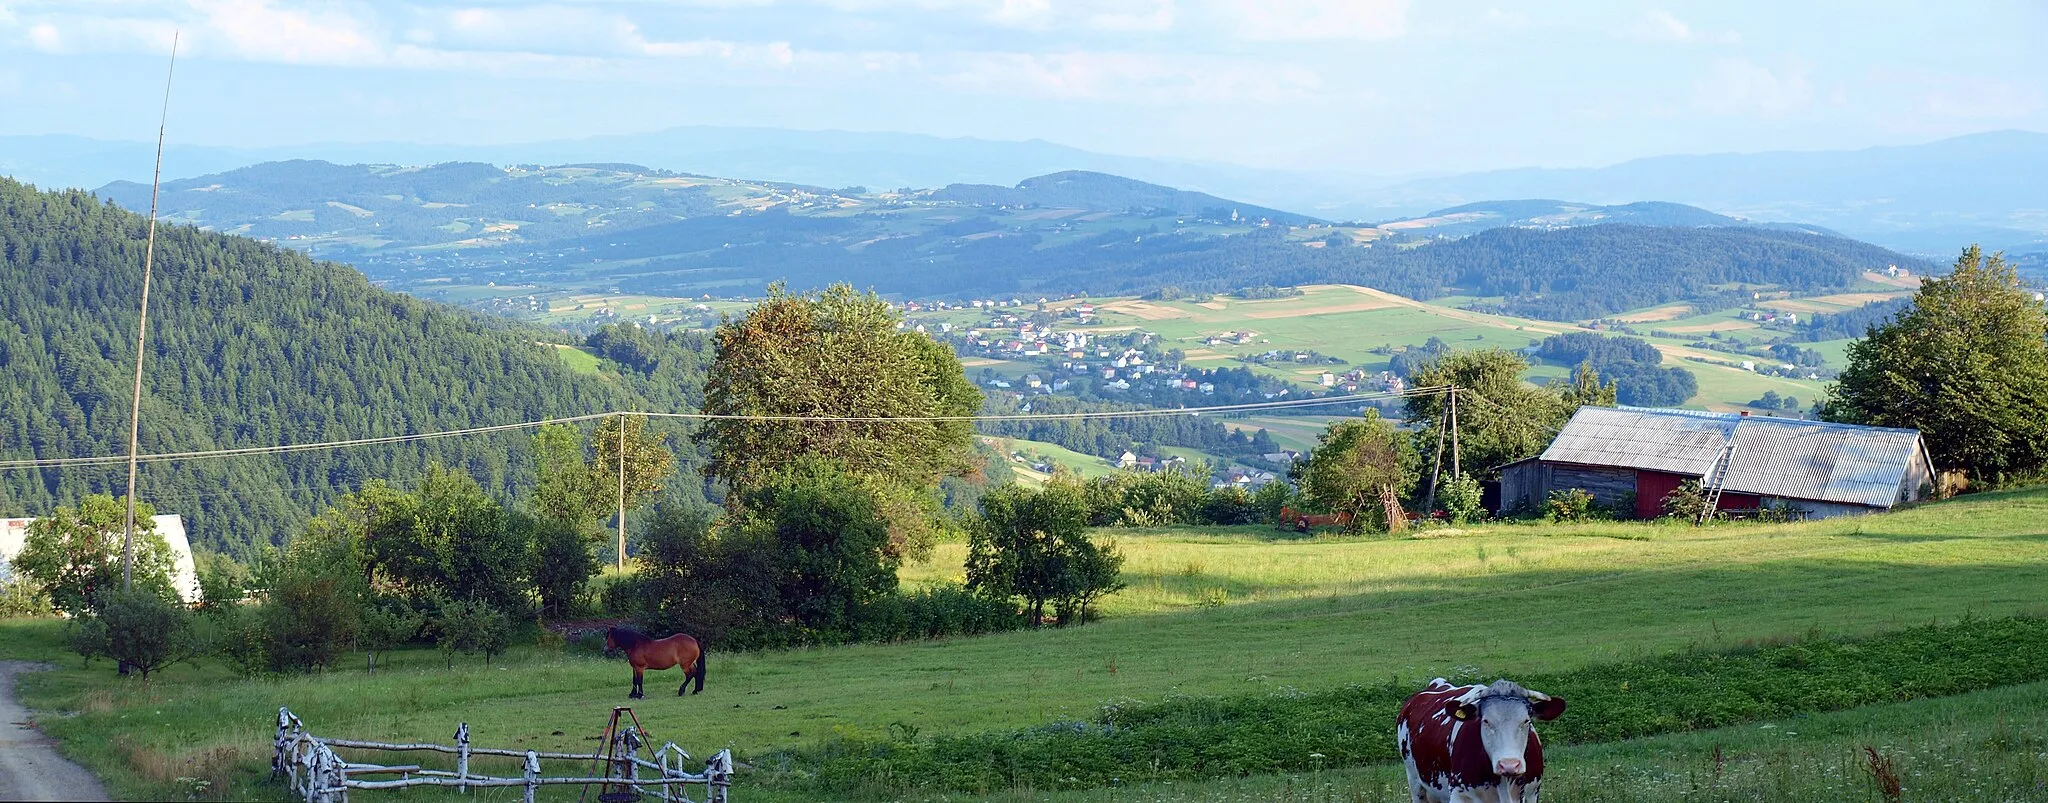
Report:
1406,349,1572,478
700,283,981,501
12,494,177,615
1292,411,1420,532
1823,246,2048,482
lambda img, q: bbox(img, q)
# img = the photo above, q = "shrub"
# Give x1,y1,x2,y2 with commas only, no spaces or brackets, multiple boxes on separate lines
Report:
434,599,513,667
1544,488,1596,522
262,572,364,673
1437,473,1485,524
358,600,426,675
1661,479,1712,522
0,575,54,618
1249,481,1294,525
525,513,596,620
70,587,211,679
966,483,1124,627
1199,487,1258,525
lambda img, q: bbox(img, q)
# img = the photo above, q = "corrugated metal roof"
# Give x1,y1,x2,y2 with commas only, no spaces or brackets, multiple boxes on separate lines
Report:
1539,407,1733,476
1539,406,1923,508
1723,416,1924,508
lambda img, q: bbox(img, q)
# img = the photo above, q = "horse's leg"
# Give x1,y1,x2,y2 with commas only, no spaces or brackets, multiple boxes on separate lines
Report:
631,664,645,699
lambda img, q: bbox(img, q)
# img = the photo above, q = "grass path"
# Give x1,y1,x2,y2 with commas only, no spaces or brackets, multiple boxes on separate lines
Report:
5,488,2048,799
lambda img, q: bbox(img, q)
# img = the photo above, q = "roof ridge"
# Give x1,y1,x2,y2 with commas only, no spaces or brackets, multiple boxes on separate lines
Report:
1607,405,1920,435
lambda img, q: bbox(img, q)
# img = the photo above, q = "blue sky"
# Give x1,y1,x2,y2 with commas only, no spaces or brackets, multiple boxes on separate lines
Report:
1,0,2043,174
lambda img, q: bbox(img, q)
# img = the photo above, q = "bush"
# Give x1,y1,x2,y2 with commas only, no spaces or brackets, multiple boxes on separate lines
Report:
1249,481,1294,525
771,616,2048,795
262,572,364,673
850,585,1026,643
1661,479,1712,522
1199,487,1258,525
358,600,426,674
434,599,513,667
0,575,54,618
1437,473,1485,524
1544,488,1596,522
70,587,210,679
525,513,596,620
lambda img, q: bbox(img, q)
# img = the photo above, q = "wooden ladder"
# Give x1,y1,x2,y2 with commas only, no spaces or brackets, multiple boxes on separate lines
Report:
1697,442,1737,525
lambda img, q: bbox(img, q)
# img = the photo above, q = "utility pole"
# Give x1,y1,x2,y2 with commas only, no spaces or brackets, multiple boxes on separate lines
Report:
123,31,178,589
1449,386,1461,480
1421,388,1451,514
617,416,627,574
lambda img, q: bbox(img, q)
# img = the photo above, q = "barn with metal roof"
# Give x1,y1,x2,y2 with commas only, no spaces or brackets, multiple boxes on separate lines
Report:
1498,406,1934,519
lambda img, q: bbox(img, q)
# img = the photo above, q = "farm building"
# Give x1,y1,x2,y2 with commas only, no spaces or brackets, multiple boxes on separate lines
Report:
1498,407,1933,520
0,514,202,603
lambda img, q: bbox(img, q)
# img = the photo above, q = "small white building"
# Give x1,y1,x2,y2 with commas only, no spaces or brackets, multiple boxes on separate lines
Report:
1,515,201,603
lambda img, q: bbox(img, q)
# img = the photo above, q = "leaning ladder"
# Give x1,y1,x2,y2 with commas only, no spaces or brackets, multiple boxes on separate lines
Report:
1697,442,1737,525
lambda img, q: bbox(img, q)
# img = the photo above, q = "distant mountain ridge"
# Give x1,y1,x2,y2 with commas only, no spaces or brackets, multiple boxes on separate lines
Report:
82,158,1934,325
9,127,2044,255
928,171,1321,226
1382,199,1841,239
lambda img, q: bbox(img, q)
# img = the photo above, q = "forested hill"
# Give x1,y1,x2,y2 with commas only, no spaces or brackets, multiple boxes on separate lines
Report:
927,171,1321,225
0,177,708,556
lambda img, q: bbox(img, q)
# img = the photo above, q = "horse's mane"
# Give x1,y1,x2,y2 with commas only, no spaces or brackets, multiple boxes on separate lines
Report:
608,627,652,648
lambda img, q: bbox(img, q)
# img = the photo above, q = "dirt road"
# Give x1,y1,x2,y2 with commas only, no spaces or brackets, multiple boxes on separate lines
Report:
0,662,110,802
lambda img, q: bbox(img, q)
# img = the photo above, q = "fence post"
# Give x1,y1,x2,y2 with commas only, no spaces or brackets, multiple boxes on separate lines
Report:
709,750,732,803
454,722,471,794
522,750,541,803
273,708,291,777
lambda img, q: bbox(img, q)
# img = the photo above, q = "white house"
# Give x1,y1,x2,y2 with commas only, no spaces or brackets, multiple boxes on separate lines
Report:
1,515,201,603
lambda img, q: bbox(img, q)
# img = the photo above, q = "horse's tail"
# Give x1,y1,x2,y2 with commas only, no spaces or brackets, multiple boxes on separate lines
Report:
692,640,707,694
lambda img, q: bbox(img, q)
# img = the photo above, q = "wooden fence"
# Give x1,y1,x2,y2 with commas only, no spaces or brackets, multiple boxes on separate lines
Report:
272,707,733,803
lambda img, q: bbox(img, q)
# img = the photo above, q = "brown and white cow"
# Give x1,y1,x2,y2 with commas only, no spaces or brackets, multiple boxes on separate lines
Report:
1396,678,1567,803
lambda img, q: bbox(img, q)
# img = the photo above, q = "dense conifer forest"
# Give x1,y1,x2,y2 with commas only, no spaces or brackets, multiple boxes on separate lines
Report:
0,177,709,556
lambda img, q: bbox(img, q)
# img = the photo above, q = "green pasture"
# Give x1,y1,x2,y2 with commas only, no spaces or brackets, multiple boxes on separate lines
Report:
1219,415,1340,452
978,436,1117,481
7,487,2048,800
939,681,2048,803
548,344,603,375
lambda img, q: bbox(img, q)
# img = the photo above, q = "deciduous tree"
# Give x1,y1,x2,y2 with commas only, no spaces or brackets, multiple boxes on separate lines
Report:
1824,246,2048,483
1293,412,1420,533
12,495,177,616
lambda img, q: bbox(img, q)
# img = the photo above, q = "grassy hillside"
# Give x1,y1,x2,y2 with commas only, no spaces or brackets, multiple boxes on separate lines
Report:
10,485,2047,800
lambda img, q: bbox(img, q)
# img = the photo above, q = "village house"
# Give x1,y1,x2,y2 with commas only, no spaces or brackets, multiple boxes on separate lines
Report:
1499,406,1933,519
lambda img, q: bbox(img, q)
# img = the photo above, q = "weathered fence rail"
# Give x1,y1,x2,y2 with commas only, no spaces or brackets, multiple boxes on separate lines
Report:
273,707,732,803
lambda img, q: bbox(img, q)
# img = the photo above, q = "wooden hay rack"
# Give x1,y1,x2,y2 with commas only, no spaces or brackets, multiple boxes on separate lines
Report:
272,707,732,803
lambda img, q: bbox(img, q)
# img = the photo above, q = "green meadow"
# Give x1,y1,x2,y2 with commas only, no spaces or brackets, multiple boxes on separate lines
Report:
6,486,2048,800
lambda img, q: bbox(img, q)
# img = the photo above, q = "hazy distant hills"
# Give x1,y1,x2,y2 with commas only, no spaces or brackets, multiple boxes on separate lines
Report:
9,127,2044,256
1381,200,1840,239
931,171,1321,226
1360,131,2048,255
84,158,1934,322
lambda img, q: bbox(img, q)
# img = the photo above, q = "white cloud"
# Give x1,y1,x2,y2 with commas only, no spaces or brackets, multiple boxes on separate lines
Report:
1623,9,1737,44
939,50,1320,103
1694,58,1812,116
1086,0,1173,33
1478,8,1528,29
1218,0,1406,41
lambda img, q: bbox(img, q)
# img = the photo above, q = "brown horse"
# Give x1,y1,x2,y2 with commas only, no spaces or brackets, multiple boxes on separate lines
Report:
605,627,706,698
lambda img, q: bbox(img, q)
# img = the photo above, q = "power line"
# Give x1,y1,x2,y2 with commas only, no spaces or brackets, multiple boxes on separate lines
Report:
0,388,1446,472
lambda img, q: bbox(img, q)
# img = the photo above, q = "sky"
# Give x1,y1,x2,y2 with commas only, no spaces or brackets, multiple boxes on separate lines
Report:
1,0,2044,174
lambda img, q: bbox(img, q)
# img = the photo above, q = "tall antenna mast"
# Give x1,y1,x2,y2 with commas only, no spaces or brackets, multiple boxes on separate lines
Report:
123,31,179,588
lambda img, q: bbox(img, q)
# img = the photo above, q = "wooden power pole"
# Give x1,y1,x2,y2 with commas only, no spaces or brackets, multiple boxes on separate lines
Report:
122,31,178,589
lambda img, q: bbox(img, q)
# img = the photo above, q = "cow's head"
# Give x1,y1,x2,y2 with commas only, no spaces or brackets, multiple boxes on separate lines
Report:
1441,680,1566,777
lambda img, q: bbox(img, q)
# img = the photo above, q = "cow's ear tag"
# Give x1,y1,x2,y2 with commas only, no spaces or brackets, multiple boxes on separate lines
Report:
1453,707,1469,720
